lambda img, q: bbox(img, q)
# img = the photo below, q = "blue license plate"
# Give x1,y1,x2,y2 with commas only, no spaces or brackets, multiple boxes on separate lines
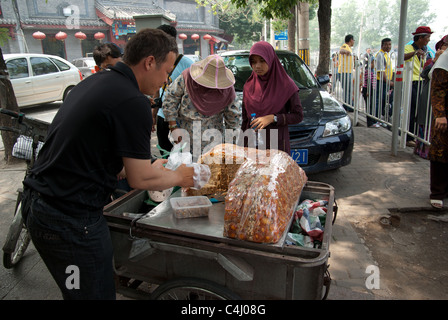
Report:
291,149,308,165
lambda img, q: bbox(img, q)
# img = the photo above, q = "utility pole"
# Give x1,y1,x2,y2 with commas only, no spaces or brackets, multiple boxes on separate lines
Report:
297,2,310,66
391,0,408,156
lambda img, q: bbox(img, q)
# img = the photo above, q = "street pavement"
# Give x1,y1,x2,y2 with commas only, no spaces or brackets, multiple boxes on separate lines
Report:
0,113,436,300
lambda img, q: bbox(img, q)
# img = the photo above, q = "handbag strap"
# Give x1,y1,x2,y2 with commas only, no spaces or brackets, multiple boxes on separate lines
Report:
159,54,184,100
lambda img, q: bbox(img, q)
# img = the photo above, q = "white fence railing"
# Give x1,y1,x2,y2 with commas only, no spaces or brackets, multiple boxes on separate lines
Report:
329,52,432,155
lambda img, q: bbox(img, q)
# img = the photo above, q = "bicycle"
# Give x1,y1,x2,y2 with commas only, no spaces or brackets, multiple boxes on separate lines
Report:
0,107,49,269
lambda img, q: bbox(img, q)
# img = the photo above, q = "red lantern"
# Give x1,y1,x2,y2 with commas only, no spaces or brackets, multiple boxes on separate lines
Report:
32,31,46,40
75,31,87,40
191,34,199,40
55,31,67,41
178,33,187,40
94,32,105,40
203,34,212,41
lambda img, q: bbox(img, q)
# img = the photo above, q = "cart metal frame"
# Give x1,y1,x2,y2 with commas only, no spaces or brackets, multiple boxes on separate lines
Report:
104,181,336,300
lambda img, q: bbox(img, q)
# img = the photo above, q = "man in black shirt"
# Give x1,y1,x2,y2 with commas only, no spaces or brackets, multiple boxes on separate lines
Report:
23,29,194,299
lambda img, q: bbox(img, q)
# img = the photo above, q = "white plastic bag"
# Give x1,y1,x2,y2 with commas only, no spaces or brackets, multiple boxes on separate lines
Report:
165,142,192,170
12,135,44,160
164,142,211,190
187,163,211,190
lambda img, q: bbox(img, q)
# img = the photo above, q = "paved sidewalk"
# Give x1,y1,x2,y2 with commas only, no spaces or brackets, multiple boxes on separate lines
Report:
0,114,435,300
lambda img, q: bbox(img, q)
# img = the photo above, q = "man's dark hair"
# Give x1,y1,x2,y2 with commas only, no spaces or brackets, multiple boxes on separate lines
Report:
93,43,122,66
413,34,426,42
157,24,177,38
123,28,178,66
381,38,392,46
345,34,354,43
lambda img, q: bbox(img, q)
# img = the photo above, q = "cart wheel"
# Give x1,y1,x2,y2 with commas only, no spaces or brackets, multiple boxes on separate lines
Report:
150,278,241,300
3,201,31,269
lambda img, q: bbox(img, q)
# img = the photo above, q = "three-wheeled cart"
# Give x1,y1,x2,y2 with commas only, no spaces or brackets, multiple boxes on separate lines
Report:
104,181,336,300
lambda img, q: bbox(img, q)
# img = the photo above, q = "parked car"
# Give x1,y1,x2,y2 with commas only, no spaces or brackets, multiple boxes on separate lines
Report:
72,57,97,79
220,50,354,174
4,53,83,108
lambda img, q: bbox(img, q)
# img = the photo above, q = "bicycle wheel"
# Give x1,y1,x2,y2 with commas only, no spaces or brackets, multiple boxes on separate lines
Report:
150,278,241,300
2,200,31,269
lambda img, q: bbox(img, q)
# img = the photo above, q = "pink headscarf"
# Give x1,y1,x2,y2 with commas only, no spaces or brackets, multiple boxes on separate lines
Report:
243,41,299,117
436,35,448,51
182,68,236,116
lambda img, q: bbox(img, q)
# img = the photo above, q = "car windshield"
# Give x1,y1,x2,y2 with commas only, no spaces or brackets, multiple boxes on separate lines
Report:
222,52,318,91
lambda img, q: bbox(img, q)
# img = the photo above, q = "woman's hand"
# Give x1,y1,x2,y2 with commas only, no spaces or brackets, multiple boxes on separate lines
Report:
250,114,275,130
435,117,447,132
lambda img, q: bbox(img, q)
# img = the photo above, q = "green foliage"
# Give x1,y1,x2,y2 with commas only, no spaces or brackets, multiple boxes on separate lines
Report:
330,0,436,51
0,28,10,46
197,0,318,48
232,0,317,20
197,0,265,48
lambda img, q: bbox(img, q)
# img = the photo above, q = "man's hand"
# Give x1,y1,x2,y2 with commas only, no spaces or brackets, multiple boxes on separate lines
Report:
152,158,168,170
415,49,426,58
175,164,194,188
435,117,447,132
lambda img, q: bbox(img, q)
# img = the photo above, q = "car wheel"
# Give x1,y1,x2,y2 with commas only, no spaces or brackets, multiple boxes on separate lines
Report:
63,86,74,101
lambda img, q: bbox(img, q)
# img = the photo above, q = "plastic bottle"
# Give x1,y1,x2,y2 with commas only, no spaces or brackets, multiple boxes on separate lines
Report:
250,113,264,147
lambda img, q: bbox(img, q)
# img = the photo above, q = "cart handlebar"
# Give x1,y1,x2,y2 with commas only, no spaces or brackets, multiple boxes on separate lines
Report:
0,107,50,142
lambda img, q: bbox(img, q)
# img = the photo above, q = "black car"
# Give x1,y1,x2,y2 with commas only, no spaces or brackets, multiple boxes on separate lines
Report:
220,50,354,174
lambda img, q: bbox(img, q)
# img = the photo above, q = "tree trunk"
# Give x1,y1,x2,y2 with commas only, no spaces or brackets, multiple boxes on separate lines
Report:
315,0,331,76
0,46,21,164
288,6,296,52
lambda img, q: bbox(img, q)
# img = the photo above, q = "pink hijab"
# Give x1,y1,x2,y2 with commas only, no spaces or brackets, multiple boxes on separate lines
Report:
182,68,236,116
243,41,299,117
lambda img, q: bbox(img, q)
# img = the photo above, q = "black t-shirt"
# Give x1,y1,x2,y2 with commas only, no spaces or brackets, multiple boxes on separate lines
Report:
24,62,152,213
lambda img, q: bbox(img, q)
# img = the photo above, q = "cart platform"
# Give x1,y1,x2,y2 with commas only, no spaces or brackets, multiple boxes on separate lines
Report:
104,181,336,300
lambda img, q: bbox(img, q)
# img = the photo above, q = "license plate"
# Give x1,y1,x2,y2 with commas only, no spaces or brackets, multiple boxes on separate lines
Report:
291,149,308,165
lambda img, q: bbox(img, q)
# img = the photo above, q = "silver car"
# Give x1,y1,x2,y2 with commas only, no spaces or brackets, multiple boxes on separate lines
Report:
72,57,97,79
4,53,83,108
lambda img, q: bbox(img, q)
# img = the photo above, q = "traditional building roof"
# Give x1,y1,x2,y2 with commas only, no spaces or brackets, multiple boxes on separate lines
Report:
0,18,16,26
19,18,108,29
95,0,176,23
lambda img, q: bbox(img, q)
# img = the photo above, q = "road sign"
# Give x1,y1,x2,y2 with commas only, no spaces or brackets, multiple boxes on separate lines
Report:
275,30,288,41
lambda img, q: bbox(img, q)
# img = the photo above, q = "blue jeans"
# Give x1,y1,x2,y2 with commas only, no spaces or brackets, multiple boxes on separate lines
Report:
24,189,116,300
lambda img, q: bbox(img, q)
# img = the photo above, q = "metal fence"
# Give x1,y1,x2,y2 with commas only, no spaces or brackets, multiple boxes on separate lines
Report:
330,51,432,154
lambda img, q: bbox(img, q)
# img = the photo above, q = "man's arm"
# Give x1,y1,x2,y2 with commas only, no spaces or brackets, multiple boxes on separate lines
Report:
123,157,194,190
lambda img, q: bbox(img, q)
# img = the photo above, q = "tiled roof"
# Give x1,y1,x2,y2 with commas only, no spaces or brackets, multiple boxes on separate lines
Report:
19,18,108,28
95,0,176,21
0,18,17,25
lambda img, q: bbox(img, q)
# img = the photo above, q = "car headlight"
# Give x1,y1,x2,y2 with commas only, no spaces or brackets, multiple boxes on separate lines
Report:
323,115,351,137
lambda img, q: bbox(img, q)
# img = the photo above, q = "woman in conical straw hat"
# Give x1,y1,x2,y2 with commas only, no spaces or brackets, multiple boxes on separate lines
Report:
163,54,240,160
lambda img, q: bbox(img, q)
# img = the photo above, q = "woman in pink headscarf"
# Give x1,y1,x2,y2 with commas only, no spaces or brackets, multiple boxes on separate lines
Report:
242,41,303,154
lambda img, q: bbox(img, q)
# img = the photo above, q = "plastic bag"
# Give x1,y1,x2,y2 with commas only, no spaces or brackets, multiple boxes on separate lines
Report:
224,149,308,244
187,163,211,190
290,199,328,245
165,142,192,171
12,135,44,160
185,143,248,197
164,142,211,190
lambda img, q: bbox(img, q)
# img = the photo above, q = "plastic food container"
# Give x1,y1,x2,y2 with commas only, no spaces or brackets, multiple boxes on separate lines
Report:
170,196,212,219
148,187,173,203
